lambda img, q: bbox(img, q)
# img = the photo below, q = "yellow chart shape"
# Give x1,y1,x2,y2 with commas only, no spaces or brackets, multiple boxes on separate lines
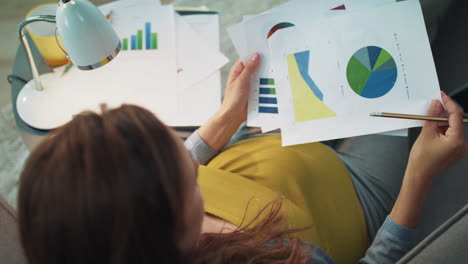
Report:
287,53,336,122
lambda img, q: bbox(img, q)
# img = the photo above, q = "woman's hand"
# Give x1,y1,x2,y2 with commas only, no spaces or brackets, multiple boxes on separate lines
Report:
407,92,468,183
219,53,261,126
391,92,468,229
198,54,261,151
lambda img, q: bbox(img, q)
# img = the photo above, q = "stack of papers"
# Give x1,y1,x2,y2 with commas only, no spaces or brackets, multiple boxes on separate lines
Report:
228,0,441,146
51,0,228,127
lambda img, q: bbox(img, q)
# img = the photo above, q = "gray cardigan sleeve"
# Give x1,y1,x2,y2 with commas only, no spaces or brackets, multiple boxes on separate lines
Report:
302,216,417,264
358,216,417,264
184,130,219,165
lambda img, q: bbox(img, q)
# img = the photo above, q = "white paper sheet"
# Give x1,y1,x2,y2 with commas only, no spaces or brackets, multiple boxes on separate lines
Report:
101,2,225,127
227,0,399,132
345,0,396,10
173,13,225,126
269,0,440,146
50,0,180,125
228,0,347,130
27,2,224,129
175,13,228,91
181,14,221,46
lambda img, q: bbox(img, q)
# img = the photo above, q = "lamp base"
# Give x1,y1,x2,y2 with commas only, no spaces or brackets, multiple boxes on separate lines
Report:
16,72,73,130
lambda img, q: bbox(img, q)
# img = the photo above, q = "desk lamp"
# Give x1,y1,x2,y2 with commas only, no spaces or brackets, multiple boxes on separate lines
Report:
16,0,121,129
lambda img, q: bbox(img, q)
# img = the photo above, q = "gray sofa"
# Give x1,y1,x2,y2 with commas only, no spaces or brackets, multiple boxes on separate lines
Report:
0,195,26,264
398,204,468,263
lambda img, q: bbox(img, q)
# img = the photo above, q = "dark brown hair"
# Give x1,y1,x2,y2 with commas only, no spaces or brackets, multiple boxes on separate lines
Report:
192,199,313,264
18,105,311,264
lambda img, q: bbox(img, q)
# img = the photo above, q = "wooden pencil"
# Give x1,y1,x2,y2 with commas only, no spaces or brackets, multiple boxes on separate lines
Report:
370,112,468,123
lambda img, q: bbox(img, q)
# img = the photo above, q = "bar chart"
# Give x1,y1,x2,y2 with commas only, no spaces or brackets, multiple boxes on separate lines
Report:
121,22,158,51
258,78,279,114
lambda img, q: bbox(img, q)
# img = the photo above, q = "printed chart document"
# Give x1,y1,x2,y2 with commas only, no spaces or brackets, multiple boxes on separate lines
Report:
53,0,179,125
268,0,441,146
228,0,397,132
228,0,346,131
49,1,227,127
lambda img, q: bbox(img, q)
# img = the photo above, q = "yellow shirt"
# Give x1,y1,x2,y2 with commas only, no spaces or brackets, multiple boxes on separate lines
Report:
198,135,368,264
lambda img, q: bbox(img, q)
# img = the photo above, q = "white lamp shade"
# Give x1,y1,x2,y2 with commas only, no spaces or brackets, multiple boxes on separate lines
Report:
56,0,121,70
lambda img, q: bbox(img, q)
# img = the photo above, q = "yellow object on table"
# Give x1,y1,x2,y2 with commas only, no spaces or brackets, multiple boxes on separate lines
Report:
25,3,69,67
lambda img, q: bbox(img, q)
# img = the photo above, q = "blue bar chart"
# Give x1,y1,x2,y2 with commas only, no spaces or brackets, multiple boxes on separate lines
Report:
258,78,279,114
122,22,158,51
131,35,137,50
145,22,151,49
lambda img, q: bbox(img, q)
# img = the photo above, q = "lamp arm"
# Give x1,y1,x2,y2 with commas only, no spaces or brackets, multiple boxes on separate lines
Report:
17,15,57,91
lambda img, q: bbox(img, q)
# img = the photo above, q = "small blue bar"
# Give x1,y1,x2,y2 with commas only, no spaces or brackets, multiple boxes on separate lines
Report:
145,22,151,50
259,97,277,104
259,88,275,95
131,35,137,50
260,78,275,85
259,107,279,114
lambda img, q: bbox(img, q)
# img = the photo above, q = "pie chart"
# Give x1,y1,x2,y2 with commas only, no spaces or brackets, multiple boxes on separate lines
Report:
346,46,398,99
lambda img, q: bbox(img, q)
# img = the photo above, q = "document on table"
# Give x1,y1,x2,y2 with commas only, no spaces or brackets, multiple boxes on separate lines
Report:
173,12,228,126
175,13,228,91
48,1,228,127
53,0,180,125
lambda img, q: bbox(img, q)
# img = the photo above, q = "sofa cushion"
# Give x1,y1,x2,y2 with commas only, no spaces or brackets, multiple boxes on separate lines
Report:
0,195,27,264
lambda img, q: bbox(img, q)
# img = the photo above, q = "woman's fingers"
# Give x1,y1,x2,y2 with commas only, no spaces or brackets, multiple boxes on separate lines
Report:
227,53,261,86
440,92,468,159
227,60,245,85
442,92,465,137
423,99,444,132
238,53,260,84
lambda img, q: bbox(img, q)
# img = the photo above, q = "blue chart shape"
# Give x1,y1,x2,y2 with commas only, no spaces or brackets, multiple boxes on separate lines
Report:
258,77,278,114
361,68,398,99
259,107,279,114
131,35,137,50
259,97,278,104
260,88,274,94
347,46,398,99
354,47,372,71
145,22,151,49
294,51,324,101
376,59,397,72
368,46,382,70
260,78,275,85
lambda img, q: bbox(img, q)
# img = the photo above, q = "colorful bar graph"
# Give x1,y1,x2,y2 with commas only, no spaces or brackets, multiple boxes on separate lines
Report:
122,22,158,51
258,78,278,114
259,97,278,104
137,30,143,50
259,107,279,114
122,38,128,50
259,88,276,95
131,35,136,50
152,33,158,50
260,78,275,85
145,22,151,49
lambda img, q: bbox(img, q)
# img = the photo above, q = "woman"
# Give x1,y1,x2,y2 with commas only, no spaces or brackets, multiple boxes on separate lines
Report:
18,54,468,264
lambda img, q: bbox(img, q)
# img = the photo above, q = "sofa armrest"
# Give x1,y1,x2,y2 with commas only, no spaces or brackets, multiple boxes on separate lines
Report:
397,204,468,263
0,195,27,264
